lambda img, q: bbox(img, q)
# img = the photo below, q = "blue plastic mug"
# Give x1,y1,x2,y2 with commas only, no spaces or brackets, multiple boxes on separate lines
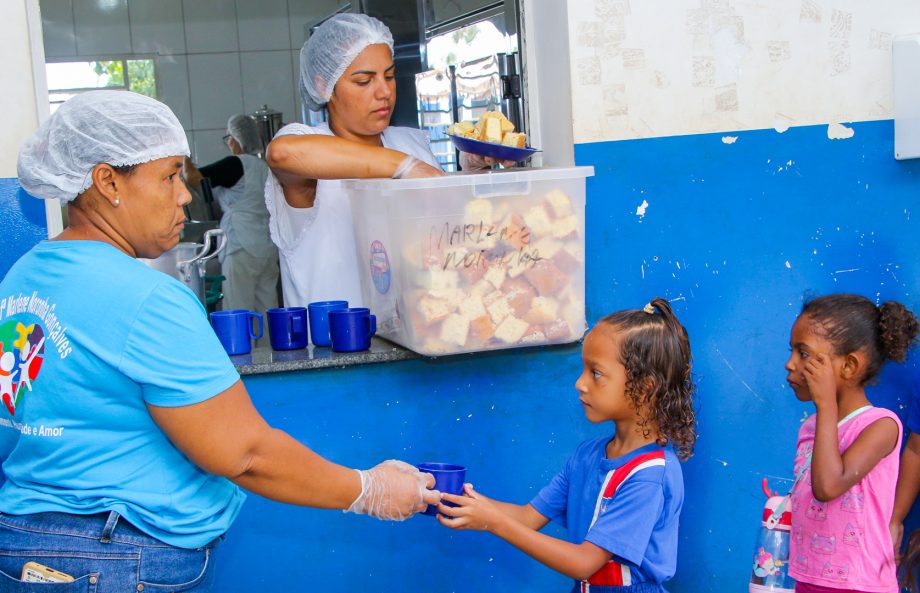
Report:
328,307,376,352
266,307,308,351
308,300,348,347
417,462,466,516
210,309,263,355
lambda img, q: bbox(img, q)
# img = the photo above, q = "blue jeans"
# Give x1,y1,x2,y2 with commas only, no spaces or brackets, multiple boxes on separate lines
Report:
0,511,220,592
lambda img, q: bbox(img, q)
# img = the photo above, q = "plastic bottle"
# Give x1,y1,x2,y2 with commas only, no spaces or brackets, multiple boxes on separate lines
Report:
749,481,795,593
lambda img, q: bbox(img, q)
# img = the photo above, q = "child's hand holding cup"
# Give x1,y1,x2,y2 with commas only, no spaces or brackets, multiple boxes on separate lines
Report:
416,462,466,516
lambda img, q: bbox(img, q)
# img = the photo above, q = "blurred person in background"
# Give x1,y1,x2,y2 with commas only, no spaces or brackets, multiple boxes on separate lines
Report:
184,115,279,312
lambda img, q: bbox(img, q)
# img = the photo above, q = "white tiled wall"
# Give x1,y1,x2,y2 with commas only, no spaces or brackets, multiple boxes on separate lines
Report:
236,0,290,52
40,0,76,58
129,0,186,55
38,0,349,162
241,51,295,118
188,53,244,129
156,54,192,128
183,0,239,54
73,0,131,55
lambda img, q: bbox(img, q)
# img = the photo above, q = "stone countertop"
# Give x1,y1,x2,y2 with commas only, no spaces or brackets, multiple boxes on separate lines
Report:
230,336,419,376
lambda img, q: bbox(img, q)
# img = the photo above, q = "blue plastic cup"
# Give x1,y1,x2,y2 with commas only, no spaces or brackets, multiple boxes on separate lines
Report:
266,307,308,351
328,307,376,352
417,462,466,516
308,300,348,347
210,309,263,355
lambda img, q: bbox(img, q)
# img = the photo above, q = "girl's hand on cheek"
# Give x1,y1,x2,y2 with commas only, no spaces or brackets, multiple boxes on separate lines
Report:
803,353,837,408
436,484,503,532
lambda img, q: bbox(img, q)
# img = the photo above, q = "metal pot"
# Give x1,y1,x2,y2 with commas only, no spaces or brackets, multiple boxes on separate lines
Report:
249,104,283,153
140,229,226,304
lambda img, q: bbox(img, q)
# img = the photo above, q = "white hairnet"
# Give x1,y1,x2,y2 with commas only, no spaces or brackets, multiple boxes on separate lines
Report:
18,90,189,203
300,13,394,111
227,114,263,155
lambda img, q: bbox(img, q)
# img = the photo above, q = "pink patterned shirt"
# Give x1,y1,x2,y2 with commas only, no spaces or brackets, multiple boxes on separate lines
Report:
789,406,902,593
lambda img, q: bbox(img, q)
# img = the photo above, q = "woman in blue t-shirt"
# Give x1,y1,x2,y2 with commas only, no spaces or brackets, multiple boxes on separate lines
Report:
0,90,438,591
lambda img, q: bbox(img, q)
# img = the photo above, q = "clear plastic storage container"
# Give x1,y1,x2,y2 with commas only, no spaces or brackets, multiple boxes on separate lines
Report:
342,166,594,356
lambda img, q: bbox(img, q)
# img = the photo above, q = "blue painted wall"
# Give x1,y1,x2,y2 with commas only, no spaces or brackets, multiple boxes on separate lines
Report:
1,119,918,591
0,179,47,280
212,120,920,592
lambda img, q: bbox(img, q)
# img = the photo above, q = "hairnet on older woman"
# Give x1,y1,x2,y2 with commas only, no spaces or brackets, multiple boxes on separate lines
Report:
17,90,189,204
227,114,263,155
299,13,394,111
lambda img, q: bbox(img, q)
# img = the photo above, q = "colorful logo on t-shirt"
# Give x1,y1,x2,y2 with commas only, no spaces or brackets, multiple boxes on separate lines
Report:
0,320,45,416
370,240,391,294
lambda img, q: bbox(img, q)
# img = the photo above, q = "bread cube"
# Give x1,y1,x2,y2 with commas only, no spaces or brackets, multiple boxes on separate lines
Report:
531,237,563,259
501,132,527,148
520,328,548,344
525,296,560,325
420,338,456,355
503,278,536,318
545,190,574,218
523,205,553,237
459,261,487,285
417,296,451,325
553,242,584,274
458,294,487,320
483,264,506,289
448,121,475,137
543,318,573,341
470,279,494,299
484,117,503,143
563,297,587,338
464,198,494,225
440,288,467,311
524,260,568,295
483,291,513,325
468,314,495,344
440,314,470,347
552,215,580,240
494,315,530,344
500,213,530,251
417,268,459,293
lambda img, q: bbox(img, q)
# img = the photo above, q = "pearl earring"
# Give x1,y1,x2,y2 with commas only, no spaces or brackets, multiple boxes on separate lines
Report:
113,198,120,206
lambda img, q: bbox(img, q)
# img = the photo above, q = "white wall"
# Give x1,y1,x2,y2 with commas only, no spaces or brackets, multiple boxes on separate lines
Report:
39,0,347,163
566,0,920,143
0,0,41,178
520,0,575,167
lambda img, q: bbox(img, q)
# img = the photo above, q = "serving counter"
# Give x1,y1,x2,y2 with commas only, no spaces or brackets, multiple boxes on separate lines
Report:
228,337,418,375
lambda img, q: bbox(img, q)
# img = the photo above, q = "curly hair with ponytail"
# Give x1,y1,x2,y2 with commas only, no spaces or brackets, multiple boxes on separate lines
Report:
599,297,697,461
801,294,919,385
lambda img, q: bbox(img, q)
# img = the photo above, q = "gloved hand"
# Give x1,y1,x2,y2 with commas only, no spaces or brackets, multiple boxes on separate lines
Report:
345,459,440,521
392,155,446,179
458,151,518,171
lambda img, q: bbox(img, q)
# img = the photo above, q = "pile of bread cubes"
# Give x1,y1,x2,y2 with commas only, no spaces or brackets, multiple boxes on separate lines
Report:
402,189,585,355
447,110,528,148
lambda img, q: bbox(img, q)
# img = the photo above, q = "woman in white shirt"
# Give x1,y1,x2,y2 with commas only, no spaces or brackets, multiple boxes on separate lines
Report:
265,14,447,308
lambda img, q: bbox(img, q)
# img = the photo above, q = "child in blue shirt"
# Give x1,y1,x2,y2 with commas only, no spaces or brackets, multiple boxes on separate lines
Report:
439,298,697,593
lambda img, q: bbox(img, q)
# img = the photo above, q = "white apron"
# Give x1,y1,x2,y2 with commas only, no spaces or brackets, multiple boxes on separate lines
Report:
213,154,274,261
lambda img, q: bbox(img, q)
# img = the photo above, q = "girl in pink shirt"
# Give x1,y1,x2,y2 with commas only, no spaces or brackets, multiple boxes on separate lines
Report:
785,294,918,593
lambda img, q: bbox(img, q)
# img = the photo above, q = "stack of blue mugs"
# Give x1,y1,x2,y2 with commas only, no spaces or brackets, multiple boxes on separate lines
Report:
209,302,376,355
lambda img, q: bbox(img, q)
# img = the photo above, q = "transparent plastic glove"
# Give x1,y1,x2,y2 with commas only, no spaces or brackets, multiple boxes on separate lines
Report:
458,151,517,171
345,459,440,521
392,155,446,179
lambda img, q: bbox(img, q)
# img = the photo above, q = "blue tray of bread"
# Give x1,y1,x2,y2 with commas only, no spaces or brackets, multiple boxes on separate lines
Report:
447,134,540,162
